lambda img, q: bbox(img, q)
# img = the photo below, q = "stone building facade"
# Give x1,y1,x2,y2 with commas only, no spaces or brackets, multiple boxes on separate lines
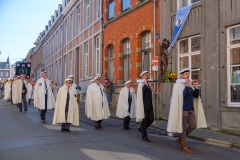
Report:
160,0,240,133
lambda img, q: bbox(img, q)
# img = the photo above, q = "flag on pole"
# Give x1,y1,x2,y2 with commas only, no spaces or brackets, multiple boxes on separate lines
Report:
168,5,192,53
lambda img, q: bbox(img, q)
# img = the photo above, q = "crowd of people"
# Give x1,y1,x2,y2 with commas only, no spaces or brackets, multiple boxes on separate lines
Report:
1,68,207,154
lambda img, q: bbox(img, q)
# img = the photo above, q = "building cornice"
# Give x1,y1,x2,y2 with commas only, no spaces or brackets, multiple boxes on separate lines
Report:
61,0,77,15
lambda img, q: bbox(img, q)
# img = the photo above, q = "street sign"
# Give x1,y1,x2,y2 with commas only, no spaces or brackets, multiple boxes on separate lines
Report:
152,56,159,66
152,65,158,71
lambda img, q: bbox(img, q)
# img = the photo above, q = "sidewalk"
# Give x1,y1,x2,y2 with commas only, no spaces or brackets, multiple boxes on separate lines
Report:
79,102,240,149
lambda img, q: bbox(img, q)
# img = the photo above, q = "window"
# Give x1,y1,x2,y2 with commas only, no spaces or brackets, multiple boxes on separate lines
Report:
69,52,72,75
123,39,130,82
56,31,58,51
64,19,68,44
76,5,81,35
70,13,73,40
142,31,151,72
108,45,114,82
60,25,63,48
178,35,201,83
85,0,90,28
123,0,130,11
95,36,100,75
227,25,240,105
85,42,89,77
95,0,101,20
109,0,114,19
177,0,200,9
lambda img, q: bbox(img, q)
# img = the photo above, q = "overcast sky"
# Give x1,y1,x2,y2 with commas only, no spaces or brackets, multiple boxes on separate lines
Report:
0,0,62,64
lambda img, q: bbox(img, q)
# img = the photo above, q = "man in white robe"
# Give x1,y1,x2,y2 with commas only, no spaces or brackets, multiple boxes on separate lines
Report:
116,80,136,130
53,78,79,132
34,71,55,123
26,79,35,105
12,77,19,105
85,76,110,130
4,78,11,101
167,68,207,154
136,71,154,142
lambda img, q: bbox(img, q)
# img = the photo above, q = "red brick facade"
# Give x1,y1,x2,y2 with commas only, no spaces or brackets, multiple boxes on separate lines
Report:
103,0,160,85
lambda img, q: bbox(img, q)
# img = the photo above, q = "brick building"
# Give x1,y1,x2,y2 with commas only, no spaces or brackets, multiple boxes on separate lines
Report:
36,0,102,101
103,0,160,109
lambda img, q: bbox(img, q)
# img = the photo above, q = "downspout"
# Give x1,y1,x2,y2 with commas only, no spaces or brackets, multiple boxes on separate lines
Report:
61,16,65,85
101,0,104,80
153,0,157,118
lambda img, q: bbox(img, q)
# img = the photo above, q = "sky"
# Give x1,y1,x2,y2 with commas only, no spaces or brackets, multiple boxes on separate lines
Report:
0,0,62,64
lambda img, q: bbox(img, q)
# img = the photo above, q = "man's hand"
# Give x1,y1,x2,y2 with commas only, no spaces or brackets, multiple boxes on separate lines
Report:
22,90,26,93
193,80,199,88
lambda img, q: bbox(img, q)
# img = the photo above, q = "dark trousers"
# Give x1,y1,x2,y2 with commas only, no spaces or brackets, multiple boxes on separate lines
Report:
28,99,33,105
140,110,154,138
94,120,103,128
123,116,131,128
61,112,70,130
179,110,196,146
19,94,28,112
40,94,48,120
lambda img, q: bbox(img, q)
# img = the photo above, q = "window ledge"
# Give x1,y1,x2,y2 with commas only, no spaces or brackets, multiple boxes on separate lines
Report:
226,103,240,107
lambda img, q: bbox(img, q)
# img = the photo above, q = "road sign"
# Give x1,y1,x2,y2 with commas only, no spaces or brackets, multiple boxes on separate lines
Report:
152,56,159,66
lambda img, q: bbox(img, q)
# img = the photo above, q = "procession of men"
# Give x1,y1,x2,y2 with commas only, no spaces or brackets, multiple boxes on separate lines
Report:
2,68,207,154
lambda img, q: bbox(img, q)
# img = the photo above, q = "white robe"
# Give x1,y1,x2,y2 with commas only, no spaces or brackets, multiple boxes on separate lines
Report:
4,82,11,100
136,82,145,122
16,79,23,104
116,87,136,118
85,83,110,121
12,81,18,104
70,82,77,95
167,82,208,133
34,77,55,110
53,85,79,126
26,83,34,101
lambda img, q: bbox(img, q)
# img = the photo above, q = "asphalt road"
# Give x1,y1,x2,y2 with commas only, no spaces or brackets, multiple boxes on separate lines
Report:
0,99,239,160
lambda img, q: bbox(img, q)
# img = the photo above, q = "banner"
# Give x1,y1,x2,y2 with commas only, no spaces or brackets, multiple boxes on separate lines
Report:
168,5,192,53
16,62,31,79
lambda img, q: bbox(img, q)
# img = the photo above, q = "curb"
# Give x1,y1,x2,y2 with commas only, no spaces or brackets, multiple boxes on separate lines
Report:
81,107,240,150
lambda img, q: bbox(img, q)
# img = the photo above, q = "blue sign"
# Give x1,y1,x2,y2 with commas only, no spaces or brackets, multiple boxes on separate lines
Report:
168,5,192,53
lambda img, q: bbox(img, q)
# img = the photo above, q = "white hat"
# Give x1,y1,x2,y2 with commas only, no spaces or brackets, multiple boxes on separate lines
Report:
40,71,47,75
140,71,148,76
67,75,74,78
179,68,190,74
64,78,73,83
8,78,11,80
125,80,131,85
91,76,100,82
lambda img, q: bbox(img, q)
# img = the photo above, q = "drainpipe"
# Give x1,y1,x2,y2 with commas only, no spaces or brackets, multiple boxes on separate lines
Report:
101,0,104,80
61,16,65,84
153,0,157,118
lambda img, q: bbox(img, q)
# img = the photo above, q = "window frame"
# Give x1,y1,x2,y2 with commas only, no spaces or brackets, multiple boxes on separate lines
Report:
122,0,130,11
123,39,130,82
95,36,100,75
227,24,240,107
177,35,201,84
177,0,200,9
108,0,114,19
141,31,151,72
85,0,90,28
85,42,89,77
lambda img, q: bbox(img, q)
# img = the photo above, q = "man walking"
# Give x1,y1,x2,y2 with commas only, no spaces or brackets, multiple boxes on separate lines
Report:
34,71,55,123
136,71,154,142
167,68,207,154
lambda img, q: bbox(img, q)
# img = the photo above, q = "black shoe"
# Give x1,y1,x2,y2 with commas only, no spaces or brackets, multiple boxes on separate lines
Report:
142,137,151,142
41,120,46,123
126,126,130,130
138,127,142,133
66,129,71,132
24,109,28,112
99,125,102,129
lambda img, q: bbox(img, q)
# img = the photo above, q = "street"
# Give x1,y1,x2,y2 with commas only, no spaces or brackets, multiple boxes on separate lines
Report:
0,99,239,160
